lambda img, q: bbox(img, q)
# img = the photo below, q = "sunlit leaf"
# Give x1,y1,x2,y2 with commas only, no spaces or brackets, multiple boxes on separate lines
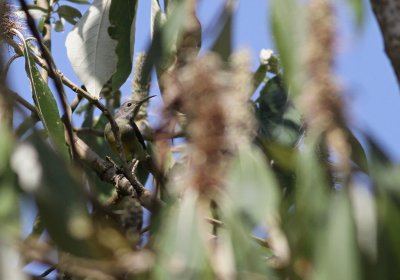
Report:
66,0,117,97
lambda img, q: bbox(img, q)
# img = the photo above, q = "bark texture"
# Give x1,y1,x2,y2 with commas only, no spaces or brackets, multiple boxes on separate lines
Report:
371,0,400,86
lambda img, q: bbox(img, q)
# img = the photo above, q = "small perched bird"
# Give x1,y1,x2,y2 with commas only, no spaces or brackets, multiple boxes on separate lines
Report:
104,96,154,161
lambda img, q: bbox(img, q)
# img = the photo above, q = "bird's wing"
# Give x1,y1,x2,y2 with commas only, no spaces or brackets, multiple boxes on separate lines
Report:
133,122,146,150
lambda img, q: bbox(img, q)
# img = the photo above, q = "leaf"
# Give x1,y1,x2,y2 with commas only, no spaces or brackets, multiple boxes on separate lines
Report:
312,194,360,280
0,123,19,236
225,146,280,225
155,189,211,279
12,136,104,258
270,0,305,96
108,0,138,92
66,0,117,97
22,43,69,159
212,4,233,62
58,5,82,25
38,15,46,33
53,19,64,32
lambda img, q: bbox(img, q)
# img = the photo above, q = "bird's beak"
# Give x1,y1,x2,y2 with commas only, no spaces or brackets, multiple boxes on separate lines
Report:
137,95,155,106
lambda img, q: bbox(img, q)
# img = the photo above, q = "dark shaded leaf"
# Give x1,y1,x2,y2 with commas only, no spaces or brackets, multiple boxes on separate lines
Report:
109,0,138,92
58,5,82,25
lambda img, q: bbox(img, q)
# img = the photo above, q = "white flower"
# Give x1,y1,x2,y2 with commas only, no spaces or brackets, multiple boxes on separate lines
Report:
259,49,274,65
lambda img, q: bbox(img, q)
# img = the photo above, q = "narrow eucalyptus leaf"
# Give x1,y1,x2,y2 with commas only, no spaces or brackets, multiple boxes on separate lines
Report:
22,44,69,159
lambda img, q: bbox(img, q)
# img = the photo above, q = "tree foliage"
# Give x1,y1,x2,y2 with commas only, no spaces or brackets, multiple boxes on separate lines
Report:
0,0,399,279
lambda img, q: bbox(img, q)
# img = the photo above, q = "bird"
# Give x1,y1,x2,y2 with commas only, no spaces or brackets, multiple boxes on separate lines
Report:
104,96,154,162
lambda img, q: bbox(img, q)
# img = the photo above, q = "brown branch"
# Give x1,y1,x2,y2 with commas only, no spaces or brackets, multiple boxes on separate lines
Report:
370,0,400,86
67,133,164,211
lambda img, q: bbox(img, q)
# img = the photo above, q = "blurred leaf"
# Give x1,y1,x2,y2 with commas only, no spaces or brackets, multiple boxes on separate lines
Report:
270,0,305,95
312,194,360,280
22,43,69,159
221,146,278,276
66,0,117,97
0,124,19,236
109,0,138,92
256,76,302,146
225,146,280,225
53,19,64,32
155,189,211,279
211,5,232,62
58,5,82,25
38,15,46,33
347,129,369,173
345,0,365,27
141,0,186,84
14,135,104,258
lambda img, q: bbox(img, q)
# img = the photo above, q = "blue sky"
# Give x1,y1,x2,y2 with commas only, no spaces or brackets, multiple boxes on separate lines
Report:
7,0,400,162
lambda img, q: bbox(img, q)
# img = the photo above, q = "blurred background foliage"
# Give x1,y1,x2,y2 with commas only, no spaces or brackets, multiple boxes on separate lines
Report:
0,0,399,279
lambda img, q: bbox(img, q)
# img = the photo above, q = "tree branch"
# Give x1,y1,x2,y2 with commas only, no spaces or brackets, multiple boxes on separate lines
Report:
371,0,400,86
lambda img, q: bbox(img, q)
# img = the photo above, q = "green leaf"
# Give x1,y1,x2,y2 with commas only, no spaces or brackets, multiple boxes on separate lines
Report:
312,194,360,280
211,6,232,62
53,19,64,32
66,0,117,97
108,0,138,92
58,5,82,25
270,0,305,96
22,43,69,159
155,189,211,279
225,146,280,225
14,135,104,258
0,123,19,236
38,15,46,33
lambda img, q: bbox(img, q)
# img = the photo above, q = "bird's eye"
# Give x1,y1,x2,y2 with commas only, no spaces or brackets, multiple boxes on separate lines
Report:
127,102,132,107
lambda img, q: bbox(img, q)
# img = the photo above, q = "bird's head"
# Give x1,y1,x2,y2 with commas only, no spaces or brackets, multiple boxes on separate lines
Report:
114,95,155,121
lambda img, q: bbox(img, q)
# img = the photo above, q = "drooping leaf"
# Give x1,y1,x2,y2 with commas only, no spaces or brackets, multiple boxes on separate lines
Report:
22,43,69,159
66,0,117,97
57,5,82,25
108,0,138,92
